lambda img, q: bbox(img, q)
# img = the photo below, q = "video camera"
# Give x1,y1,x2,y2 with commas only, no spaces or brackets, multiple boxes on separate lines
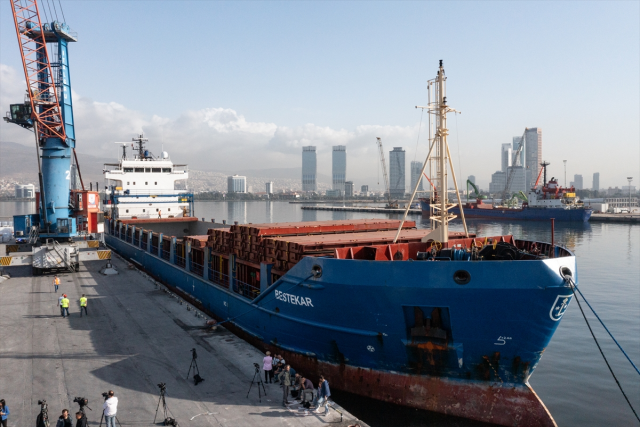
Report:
158,382,167,392
73,397,88,406
253,362,260,373
101,392,109,399
37,399,47,406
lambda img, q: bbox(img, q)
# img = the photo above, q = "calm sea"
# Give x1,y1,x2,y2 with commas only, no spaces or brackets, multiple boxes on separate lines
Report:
2,200,638,426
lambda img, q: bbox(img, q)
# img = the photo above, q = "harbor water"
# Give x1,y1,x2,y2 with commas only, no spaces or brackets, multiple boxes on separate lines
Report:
1,200,638,426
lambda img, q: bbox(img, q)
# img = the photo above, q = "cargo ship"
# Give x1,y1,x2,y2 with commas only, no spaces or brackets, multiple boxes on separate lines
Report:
104,62,576,427
420,177,593,222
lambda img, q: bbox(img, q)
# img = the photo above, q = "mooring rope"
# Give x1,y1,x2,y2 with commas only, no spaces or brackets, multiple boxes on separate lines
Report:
566,277,640,423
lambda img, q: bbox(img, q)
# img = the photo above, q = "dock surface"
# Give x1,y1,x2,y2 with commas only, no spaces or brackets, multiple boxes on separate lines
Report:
300,206,421,215
0,253,366,427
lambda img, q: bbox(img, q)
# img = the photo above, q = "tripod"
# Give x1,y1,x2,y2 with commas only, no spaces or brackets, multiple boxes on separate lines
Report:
154,385,177,425
246,363,267,402
98,407,122,427
186,348,204,385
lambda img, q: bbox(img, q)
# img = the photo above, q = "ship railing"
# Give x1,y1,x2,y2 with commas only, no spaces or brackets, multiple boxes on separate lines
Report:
236,279,260,300
141,239,148,250
190,259,204,277
151,245,159,254
133,236,140,246
208,271,229,289
175,254,186,268
161,249,170,261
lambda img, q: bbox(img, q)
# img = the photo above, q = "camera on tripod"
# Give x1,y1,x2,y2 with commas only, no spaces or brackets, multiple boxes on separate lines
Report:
253,363,260,373
101,392,109,399
36,400,49,427
73,397,88,406
38,399,47,406
191,348,197,359
158,382,167,392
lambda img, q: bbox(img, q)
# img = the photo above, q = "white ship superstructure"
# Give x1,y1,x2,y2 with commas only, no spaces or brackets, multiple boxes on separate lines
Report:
103,134,191,219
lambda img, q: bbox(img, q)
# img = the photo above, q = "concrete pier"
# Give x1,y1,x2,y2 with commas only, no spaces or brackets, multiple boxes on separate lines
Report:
300,206,421,215
0,253,366,427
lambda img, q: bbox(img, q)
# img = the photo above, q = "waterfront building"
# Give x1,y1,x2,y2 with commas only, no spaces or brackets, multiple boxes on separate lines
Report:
14,184,35,199
501,143,512,172
389,147,406,198
489,171,506,194
345,181,354,197
332,146,347,196
524,128,542,189
326,189,342,197
593,173,600,192
265,182,274,195
573,174,584,190
361,185,369,193
227,175,247,193
302,146,317,192
410,161,424,192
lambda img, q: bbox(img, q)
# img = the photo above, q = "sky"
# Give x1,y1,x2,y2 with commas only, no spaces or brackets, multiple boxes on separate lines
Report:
0,1,638,191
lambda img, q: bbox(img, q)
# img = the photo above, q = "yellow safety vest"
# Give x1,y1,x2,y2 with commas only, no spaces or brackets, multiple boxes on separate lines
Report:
61,298,69,308
80,297,87,307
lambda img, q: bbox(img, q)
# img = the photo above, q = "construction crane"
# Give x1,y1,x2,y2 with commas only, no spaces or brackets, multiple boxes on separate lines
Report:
5,0,82,238
466,179,486,201
376,137,398,208
500,129,527,203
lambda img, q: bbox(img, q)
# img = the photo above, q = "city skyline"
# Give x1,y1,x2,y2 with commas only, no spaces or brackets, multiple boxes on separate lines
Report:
0,2,637,190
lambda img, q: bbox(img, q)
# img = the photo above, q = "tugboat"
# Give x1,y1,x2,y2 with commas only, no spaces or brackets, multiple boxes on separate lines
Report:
105,61,577,426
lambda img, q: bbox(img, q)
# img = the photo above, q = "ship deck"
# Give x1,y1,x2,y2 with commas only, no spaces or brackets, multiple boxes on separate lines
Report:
0,250,366,427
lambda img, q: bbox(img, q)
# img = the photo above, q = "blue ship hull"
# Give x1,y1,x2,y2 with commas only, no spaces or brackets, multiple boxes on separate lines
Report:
420,200,592,222
106,221,576,426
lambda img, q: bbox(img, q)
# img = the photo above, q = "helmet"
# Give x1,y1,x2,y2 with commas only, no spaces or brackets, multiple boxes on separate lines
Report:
63,294,67,297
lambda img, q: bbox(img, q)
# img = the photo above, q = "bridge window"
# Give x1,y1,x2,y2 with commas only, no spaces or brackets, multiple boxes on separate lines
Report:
124,168,133,172
145,168,151,173
162,168,171,173
152,168,161,172
134,168,144,172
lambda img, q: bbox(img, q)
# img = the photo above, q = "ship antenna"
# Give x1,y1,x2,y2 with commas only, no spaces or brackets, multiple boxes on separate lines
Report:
394,60,469,244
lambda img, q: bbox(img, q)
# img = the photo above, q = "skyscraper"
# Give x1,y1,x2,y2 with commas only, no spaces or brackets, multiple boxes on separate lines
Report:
344,181,354,197
410,161,424,192
332,145,347,195
265,182,274,195
573,174,584,190
389,147,406,198
468,175,476,185
524,128,542,189
302,146,317,192
593,173,600,192
501,143,512,172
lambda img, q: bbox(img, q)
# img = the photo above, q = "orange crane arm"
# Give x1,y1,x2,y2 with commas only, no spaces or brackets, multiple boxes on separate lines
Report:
533,165,545,188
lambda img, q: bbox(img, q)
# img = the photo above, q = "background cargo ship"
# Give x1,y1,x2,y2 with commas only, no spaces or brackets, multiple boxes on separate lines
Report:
103,62,579,426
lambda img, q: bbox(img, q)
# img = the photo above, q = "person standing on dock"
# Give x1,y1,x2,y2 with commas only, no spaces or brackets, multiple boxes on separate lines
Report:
0,399,9,427
60,294,70,318
79,294,88,317
58,294,65,316
281,365,292,407
53,275,60,292
263,351,273,383
314,376,331,416
158,210,162,219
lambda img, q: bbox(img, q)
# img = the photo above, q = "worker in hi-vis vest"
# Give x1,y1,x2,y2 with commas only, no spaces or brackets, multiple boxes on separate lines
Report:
61,294,70,317
79,294,88,317
53,275,60,292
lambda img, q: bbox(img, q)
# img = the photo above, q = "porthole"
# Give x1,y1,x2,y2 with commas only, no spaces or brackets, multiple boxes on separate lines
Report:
453,270,471,285
311,264,322,278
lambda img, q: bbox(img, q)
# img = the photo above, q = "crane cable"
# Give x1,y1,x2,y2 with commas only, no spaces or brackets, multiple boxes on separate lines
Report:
565,276,640,423
57,0,66,23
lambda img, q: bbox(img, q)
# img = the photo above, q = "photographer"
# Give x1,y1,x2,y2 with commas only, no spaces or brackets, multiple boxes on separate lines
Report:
102,391,118,427
56,409,72,427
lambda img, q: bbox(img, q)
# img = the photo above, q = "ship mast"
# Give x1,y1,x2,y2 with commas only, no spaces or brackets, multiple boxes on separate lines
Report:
393,60,468,245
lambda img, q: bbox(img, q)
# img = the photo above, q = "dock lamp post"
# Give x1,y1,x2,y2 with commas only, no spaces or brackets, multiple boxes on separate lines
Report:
628,177,633,212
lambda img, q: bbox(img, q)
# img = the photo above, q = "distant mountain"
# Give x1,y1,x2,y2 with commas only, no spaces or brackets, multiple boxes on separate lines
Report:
0,140,107,186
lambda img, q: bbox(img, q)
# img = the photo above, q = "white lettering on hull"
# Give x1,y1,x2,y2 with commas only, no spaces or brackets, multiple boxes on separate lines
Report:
275,290,313,307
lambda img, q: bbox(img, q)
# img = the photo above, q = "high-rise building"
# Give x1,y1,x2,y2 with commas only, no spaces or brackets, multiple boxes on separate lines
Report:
573,174,584,190
344,181,354,197
593,173,600,192
332,145,347,195
389,147,406,198
409,161,424,192
302,146,317,192
524,128,542,189
489,171,506,194
227,175,247,193
501,143,512,172
265,182,274,195
361,185,369,193
468,175,476,185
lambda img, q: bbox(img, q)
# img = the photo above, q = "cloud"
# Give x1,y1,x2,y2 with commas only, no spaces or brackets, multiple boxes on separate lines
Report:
1,63,419,188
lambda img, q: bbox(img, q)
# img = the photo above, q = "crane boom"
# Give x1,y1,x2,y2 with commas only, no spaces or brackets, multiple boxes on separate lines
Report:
9,0,66,141
376,137,392,207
